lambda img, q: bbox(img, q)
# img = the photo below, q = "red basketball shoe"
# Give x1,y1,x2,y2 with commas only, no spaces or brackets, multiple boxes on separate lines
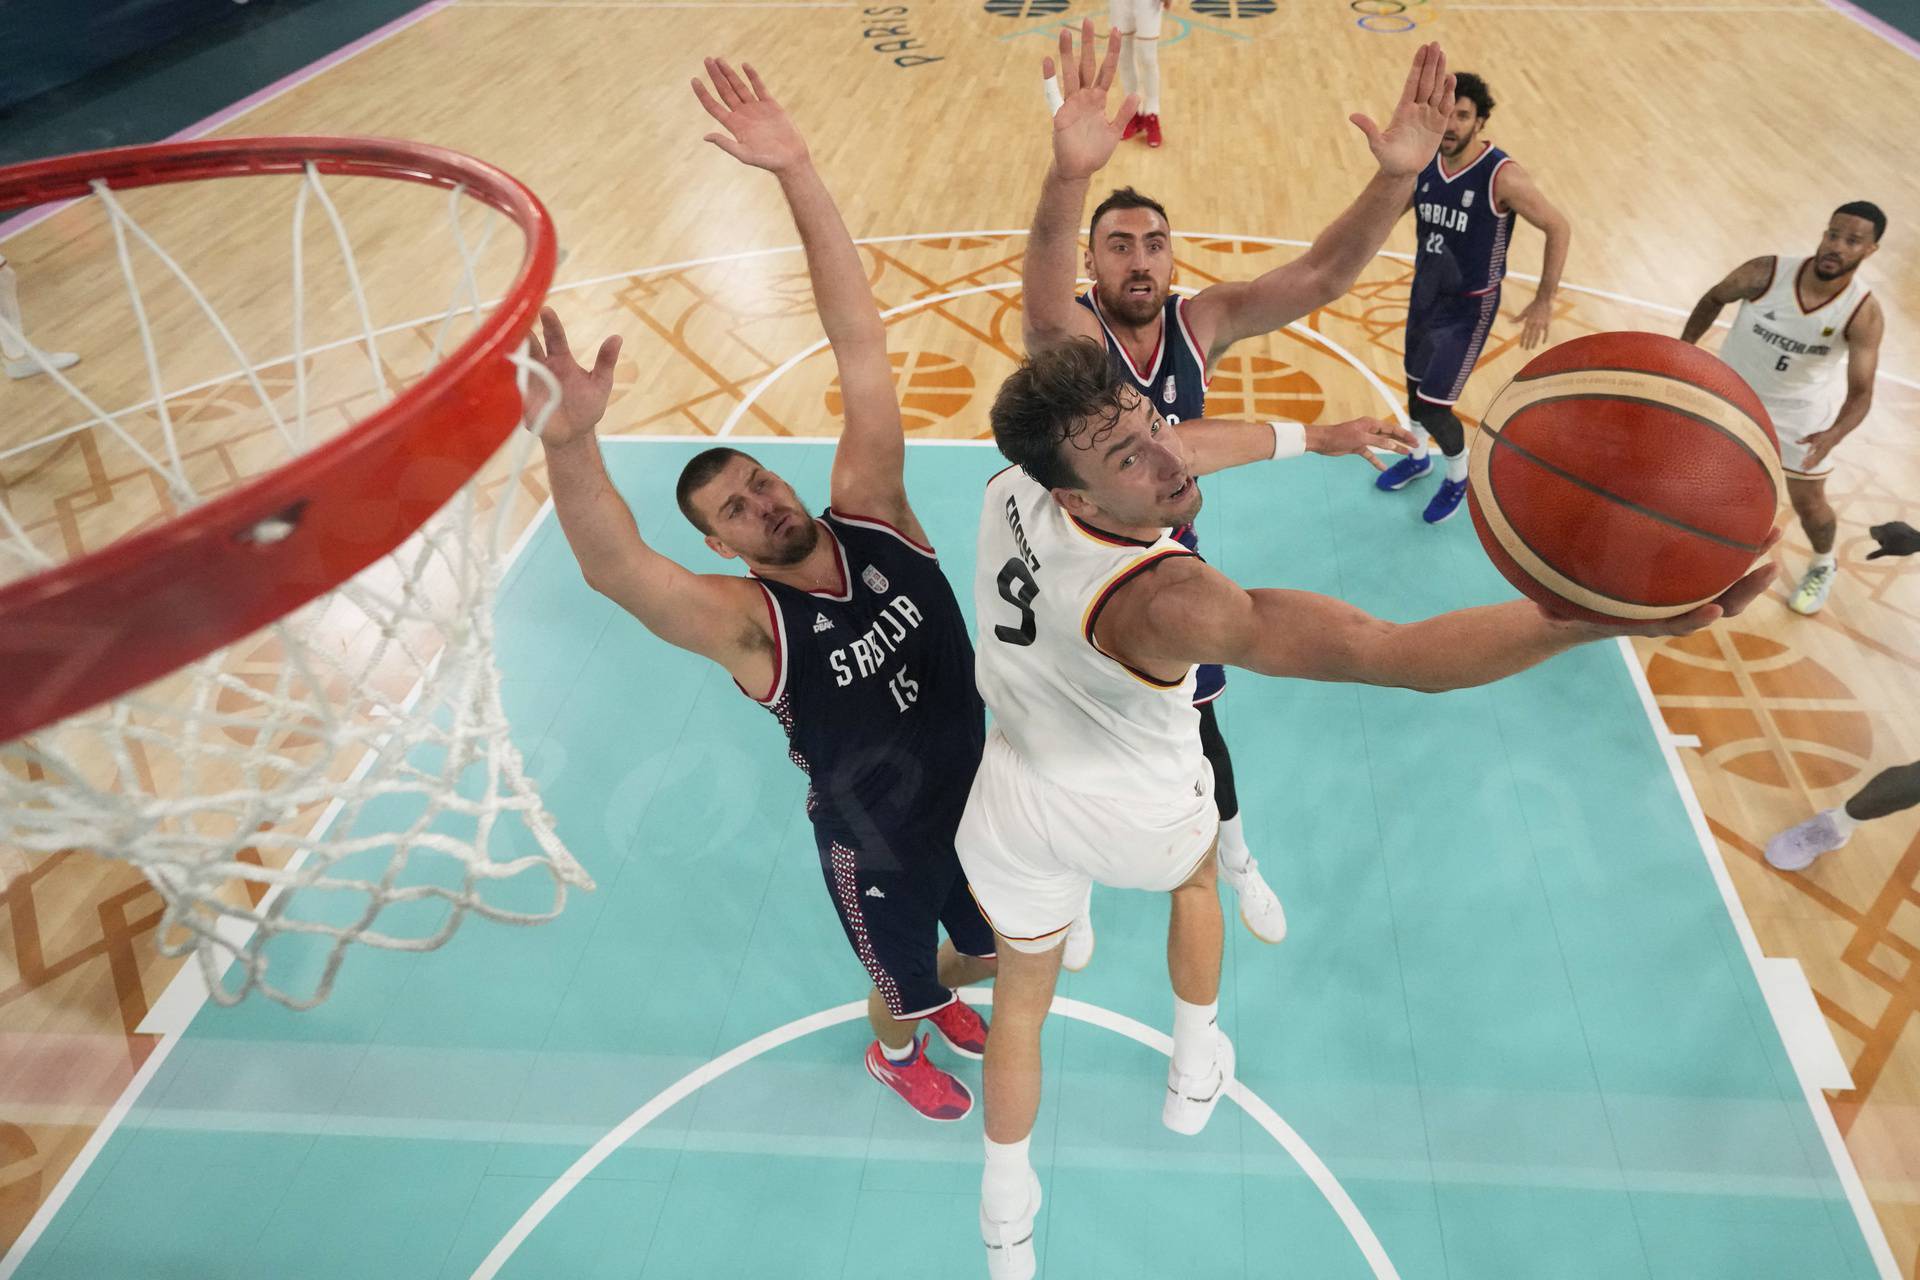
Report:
1142,114,1163,148
1121,112,1145,141
927,997,989,1059
866,1037,974,1121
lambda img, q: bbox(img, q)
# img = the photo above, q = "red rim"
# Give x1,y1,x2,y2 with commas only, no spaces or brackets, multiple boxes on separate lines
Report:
0,137,558,743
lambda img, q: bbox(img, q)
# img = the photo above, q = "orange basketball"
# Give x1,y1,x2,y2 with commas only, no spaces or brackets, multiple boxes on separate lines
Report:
1467,332,1784,624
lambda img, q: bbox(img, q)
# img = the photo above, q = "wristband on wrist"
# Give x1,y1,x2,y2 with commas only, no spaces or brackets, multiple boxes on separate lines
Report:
1269,421,1306,460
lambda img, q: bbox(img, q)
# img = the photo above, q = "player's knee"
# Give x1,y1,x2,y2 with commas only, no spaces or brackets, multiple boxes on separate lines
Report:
1413,399,1465,455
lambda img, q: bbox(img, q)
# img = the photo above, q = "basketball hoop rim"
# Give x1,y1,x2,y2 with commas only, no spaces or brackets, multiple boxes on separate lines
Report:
0,136,558,744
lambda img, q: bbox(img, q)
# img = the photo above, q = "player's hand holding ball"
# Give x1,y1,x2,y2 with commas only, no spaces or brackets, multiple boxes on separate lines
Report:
1465,331,1786,637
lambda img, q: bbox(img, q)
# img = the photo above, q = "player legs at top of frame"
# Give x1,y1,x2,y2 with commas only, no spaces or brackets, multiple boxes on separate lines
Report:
1682,203,1887,616
1374,71,1573,526
1025,23,1424,962
530,59,996,1123
1108,0,1170,148
0,254,80,381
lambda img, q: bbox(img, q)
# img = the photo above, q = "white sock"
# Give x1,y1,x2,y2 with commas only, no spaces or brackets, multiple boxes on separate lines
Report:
1171,996,1218,1077
1409,425,1431,460
1217,814,1251,873
1118,33,1139,106
880,1036,915,1063
1811,551,1836,572
1445,449,1468,483
0,265,28,362
1828,805,1859,836
1135,38,1162,116
982,1135,1034,1221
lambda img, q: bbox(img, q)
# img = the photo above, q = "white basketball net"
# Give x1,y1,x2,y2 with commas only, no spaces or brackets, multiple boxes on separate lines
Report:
0,159,591,1009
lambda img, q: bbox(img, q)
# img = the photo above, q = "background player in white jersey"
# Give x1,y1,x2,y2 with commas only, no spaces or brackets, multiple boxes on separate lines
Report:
531,60,998,1123
1024,25,1437,962
1372,71,1573,526
963,339,1777,1279
1682,201,1886,614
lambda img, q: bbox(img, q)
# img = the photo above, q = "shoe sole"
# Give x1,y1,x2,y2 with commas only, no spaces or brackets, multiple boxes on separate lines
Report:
866,1057,974,1122
1424,501,1464,525
1377,469,1432,492
1240,904,1286,944
928,1007,986,1060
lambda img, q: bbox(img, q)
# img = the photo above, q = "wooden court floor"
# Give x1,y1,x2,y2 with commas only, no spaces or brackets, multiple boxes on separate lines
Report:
2,0,1918,1273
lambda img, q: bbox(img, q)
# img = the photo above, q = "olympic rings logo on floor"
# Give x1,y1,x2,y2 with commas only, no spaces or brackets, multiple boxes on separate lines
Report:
1349,0,1434,34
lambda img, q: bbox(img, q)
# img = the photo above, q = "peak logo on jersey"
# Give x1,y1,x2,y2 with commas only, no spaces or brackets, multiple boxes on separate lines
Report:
865,885,886,899
1420,182,1429,193
814,613,834,634
1163,375,1177,405
1764,310,1778,321
1461,189,1475,208
862,564,890,594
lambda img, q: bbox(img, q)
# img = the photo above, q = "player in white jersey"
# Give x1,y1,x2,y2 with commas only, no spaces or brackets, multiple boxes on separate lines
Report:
961,338,1778,1280
1682,202,1886,614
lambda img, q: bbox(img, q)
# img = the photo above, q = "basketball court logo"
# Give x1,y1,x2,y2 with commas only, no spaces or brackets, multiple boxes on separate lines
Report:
862,565,890,594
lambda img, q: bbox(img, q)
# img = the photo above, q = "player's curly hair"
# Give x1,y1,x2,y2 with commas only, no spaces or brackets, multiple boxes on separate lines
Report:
1454,72,1495,120
989,339,1132,491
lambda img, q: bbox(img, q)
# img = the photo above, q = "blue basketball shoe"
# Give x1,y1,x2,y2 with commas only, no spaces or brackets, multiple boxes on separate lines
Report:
1422,477,1469,525
1375,453,1433,491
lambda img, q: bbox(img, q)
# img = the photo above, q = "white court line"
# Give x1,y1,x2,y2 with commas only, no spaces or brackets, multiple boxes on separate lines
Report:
1613,638,1900,1279
0,1034,187,1279
9,229,1914,452
716,279,1410,437
468,992,1400,1280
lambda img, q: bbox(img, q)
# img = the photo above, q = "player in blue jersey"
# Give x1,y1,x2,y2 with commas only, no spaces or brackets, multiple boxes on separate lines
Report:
1374,71,1573,525
529,59,996,1123
1022,24,1436,961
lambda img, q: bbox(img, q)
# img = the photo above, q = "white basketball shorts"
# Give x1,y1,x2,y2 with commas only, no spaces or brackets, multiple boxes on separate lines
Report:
955,727,1218,954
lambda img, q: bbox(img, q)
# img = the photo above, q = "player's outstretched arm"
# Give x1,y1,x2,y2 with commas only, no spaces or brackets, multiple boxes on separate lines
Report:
1097,549,1775,692
1800,294,1882,472
1177,416,1417,476
693,58,920,536
1493,162,1572,350
1680,256,1773,344
1183,43,1452,363
1024,20,1136,352
529,309,776,690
